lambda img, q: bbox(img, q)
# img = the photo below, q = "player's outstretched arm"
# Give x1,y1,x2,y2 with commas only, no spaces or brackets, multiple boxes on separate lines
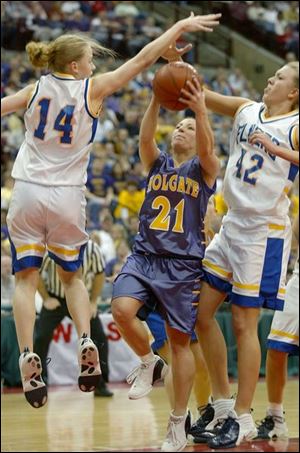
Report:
139,95,161,172
1,83,35,116
180,78,220,187
90,13,221,101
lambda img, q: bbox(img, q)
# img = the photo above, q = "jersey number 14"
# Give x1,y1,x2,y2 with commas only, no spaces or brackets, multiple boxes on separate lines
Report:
34,98,75,144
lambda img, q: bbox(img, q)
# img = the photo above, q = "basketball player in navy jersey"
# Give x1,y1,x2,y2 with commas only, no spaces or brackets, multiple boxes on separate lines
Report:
111,77,219,452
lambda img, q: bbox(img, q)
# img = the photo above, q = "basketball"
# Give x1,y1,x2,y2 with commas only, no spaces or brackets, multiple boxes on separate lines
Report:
152,61,200,111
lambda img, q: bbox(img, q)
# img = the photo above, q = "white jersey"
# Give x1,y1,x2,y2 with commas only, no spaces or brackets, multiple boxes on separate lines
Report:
224,101,298,216
12,73,98,186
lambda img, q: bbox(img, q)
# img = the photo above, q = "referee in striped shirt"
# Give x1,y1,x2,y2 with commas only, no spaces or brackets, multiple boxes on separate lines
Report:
34,239,113,397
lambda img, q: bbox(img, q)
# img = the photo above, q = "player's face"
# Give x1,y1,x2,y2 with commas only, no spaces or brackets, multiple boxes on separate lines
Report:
263,65,298,107
171,118,196,155
74,46,96,78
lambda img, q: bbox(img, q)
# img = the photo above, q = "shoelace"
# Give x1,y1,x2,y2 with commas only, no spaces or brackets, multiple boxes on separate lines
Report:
255,415,284,429
126,362,149,385
46,357,51,365
200,403,214,423
213,417,231,433
166,420,182,447
198,403,211,416
191,404,212,429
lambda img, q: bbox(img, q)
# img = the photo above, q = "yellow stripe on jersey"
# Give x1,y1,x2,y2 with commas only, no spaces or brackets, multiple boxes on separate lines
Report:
16,244,45,253
86,78,101,118
291,124,299,150
261,107,299,122
233,101,255,122
202,259,232,278
268,223,285,230
270,328,299,341
233,282,259,291
52,72,76,80
278,288,286,295
47,245,79,256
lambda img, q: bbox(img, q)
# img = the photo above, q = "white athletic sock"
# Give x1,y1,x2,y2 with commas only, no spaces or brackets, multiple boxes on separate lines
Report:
140,351,156,364
267,403,284,418
238,413,255,429
214,398,235,418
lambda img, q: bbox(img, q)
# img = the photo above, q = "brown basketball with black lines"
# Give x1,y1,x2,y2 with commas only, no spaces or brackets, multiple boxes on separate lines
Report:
152,61,200,111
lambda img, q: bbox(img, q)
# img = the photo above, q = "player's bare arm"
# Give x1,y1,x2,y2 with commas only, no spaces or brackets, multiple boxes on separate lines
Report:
249,128,299,165
139,95,160,172
179,78,220,187
1,83,35,116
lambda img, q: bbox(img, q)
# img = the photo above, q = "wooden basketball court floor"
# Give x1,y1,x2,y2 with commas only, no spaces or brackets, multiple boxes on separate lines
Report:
1,379,298,452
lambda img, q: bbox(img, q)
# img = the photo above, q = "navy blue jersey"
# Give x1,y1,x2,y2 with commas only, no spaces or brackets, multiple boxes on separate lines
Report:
134,152,215,258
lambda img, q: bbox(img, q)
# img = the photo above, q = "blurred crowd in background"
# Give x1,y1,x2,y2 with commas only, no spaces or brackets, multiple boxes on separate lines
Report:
1,1,299,309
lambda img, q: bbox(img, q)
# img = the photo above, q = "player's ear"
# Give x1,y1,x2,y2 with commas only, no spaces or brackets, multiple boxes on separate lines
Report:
288,87,299,100
70,60,79,74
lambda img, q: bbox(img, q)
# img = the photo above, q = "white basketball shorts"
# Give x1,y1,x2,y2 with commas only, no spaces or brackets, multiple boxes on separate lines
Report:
7,180,89,272
202,211,292,310
267,270,299,354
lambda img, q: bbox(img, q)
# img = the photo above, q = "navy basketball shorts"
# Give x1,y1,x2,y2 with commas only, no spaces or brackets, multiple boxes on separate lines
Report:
112,252,203,335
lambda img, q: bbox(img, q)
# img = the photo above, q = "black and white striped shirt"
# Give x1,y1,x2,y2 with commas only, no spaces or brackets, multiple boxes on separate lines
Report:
41,240,105,298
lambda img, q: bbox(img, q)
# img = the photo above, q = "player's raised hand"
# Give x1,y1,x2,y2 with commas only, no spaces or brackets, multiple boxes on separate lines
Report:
180,12,222,33
162,42,193,62
179,77,206,115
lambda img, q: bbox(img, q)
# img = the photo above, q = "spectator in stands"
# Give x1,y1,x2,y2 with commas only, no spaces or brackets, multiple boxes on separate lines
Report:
105,239,131,277
111,223,129,250
114,1,140,18
91,211,117,264
126,215,140,250
228,67,247,96
114,177,145,221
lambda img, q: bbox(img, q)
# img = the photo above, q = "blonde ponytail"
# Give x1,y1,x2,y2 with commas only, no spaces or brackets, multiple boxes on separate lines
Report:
26,34,116,72
26,42,51,69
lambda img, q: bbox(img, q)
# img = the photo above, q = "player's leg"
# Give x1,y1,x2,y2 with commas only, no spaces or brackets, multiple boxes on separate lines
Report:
57,265,101,392
145,313,175,407
112,296,151,356
161,325,194,452
231,304,261,415
57,266,90,338
13,268,39,353
90,314,114,397
196,282,230,400
255,349,289,439
34,300,66,383
112,295,167,399
14,268,48,408
257,271,299,439
188,338,215,441
190,339,211,408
